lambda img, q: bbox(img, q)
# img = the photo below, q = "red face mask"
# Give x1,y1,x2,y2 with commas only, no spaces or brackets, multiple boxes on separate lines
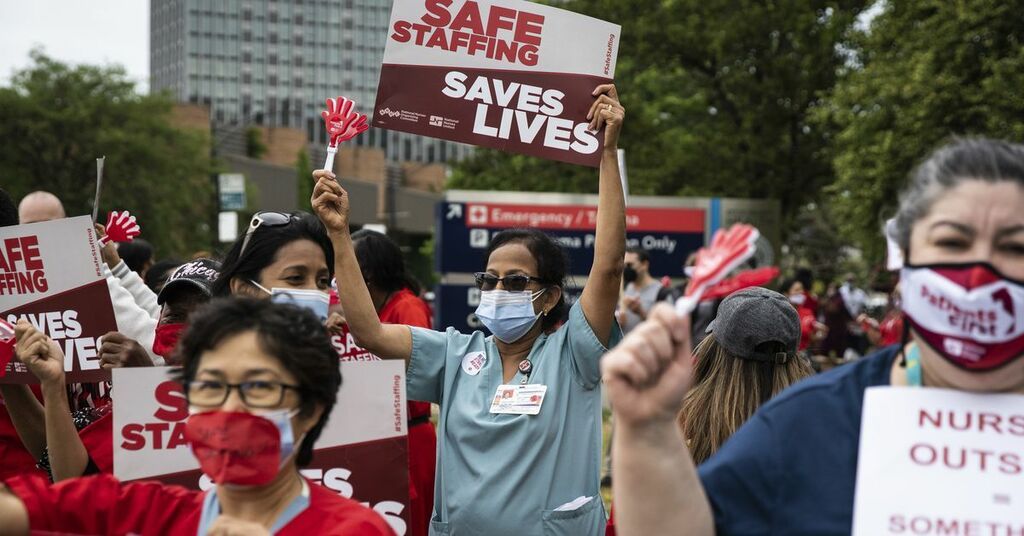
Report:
900,263,1024,371
184,410,283,486
152,323,186,362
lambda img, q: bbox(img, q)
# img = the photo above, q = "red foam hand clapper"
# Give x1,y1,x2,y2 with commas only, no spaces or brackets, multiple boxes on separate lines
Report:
0,318,16,378
103,211,141,244
676,223,760,315
321,96,369,148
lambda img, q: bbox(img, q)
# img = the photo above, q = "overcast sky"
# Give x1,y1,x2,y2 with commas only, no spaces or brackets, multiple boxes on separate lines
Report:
0,0,150,92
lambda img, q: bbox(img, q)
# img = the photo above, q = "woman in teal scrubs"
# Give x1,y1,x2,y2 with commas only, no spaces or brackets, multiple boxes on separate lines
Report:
311,84,627,535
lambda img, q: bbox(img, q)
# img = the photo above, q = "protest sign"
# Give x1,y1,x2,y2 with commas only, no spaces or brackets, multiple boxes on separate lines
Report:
373,0,621,167
852,387,1024,535
113,361,411,535
0,216,116,383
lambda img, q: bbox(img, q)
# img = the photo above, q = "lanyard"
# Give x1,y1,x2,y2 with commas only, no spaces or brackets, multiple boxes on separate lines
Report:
904,343,923,387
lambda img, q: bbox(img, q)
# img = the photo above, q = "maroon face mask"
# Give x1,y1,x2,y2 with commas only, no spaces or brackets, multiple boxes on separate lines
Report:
900,262,1024,371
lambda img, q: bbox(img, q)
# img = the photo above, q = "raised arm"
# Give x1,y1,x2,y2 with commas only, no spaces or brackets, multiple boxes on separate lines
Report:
603,304,715,536
311,172,413,362
579,84,627,347
13,321,89,482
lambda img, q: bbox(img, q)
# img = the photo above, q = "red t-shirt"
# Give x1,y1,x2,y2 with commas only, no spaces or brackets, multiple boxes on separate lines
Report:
0,387,46,480
5,473,395,536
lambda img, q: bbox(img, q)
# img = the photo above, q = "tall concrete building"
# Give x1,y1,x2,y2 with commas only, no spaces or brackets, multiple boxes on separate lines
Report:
150,0,471,164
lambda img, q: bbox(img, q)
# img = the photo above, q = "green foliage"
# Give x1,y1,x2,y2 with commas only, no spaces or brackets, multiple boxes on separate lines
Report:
818,0,1024,263
245,127,266,159
0,50,216,257
449,0,871,231
295,148,313,212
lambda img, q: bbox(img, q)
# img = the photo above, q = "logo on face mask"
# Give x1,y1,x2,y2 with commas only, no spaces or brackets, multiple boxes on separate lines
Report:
474,289,547,343
900,263,1024,371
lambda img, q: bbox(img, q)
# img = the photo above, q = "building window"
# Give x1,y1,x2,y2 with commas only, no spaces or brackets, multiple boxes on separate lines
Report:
243,30,251,42
269,75,278,86
294,35,303,46
269,54,278,65
242,51,252,62
269,33,278,44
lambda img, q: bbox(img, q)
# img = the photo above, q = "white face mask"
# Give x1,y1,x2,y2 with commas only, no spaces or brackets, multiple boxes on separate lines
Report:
789,293,807,306
250,280,330,322
474,289,547,343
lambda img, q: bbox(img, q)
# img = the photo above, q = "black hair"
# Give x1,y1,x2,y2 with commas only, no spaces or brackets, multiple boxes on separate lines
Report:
0,189,17,227
625,246,650,264
794,268,813,291
779,278,800,294
485,229,568,331
117,239,155,274
351,229,422,295
892,138,1024,251
212,212,335,296
145,259,183,293
172,297,341,467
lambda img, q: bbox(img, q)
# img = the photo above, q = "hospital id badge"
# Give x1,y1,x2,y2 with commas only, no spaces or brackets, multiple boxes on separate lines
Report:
489,384,548,415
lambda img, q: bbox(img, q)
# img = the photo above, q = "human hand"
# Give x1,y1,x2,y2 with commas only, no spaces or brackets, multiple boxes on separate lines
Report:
99,332,154,369
14,320,65,385
94,224,122,270
311,172,350,235
588,84,625,150
324,312,347,335
206,515,271,536
602,304,694,428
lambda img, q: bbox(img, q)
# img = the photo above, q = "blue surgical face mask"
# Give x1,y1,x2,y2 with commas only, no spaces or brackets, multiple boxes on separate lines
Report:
475,289,547,343
251,280,330,322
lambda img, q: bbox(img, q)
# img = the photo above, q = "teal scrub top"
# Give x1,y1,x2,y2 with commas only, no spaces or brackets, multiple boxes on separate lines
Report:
408,301,622,536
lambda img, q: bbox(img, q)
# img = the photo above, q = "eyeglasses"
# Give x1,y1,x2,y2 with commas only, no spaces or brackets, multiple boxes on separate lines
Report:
184,380,304,409
237,212,299,260
474,272,545,292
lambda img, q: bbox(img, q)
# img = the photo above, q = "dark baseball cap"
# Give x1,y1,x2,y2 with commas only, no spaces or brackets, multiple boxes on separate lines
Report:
157,259,221,305
705,287,800,363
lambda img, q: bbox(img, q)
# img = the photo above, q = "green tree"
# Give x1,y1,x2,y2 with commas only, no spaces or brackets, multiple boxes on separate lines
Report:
0,50,216,257
819,0,1024,263
450,0,870,233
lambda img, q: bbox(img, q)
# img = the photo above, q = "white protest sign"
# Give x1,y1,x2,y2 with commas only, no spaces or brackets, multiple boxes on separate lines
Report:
113,361,410,534
373,0,621,167
0,216,116,383
852,387,1024,535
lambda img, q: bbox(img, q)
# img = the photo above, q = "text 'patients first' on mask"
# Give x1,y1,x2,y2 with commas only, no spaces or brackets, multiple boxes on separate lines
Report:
475,289,548,343
899,262,1024,371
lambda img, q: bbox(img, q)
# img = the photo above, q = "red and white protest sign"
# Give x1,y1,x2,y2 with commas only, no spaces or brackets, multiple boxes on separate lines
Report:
0,216,116,383
113,361,410,535
852,387,1024,535
334,323,379,362
373,0,621,167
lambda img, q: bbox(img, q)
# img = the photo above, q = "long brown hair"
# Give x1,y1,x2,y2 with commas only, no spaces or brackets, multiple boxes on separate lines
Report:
679,335,813,465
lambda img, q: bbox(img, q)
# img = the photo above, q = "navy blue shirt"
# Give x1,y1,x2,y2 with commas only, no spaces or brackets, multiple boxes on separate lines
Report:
698,346,900,535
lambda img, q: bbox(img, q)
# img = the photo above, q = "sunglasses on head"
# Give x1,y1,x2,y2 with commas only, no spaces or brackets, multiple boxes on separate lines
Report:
474,272,546,292
237,212,300,260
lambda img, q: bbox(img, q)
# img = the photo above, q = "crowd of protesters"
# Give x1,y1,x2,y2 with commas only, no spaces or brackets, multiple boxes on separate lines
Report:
0,77,1021,536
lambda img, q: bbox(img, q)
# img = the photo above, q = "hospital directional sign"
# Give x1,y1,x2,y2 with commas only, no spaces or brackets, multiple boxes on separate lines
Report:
437,192,707,277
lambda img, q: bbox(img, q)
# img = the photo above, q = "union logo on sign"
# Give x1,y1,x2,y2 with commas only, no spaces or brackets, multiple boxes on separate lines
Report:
468,205,488,226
